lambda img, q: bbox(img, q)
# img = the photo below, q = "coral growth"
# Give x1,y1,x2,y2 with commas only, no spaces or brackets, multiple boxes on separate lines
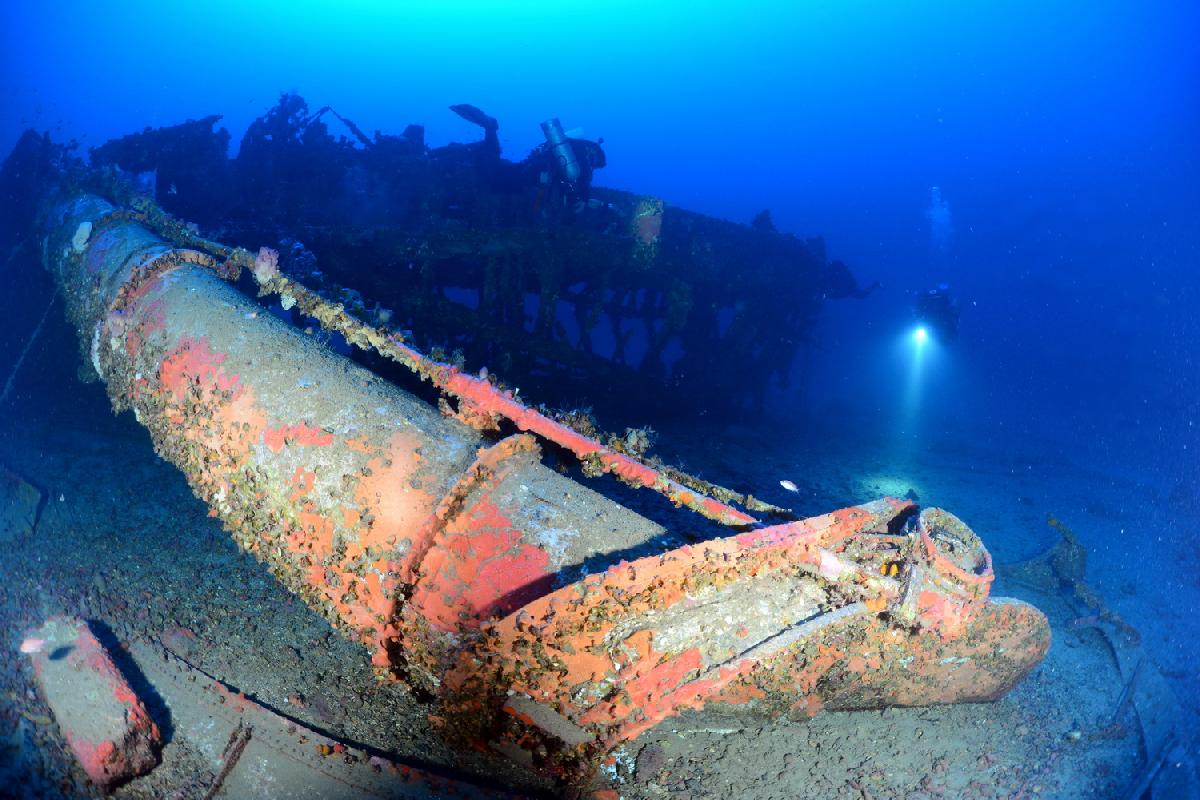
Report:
253,246,279,284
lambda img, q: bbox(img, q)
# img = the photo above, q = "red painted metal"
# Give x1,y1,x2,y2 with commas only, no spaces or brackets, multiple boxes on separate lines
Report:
440,502,1049,781
27,617,161,788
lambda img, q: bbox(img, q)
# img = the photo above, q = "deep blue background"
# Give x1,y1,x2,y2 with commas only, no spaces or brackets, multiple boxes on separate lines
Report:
2,1,1197,470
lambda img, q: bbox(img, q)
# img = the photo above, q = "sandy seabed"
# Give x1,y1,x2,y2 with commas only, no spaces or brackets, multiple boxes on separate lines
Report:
1,399,1197,799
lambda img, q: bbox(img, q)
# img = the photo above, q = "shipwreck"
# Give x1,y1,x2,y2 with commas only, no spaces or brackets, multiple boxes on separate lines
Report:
0,102,1050,794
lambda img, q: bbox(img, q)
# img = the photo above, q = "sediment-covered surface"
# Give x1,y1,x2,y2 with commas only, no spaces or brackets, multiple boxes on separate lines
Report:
1,400,1194,797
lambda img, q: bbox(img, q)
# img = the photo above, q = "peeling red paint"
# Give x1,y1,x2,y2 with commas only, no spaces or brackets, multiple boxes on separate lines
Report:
158,336,242,400
264,423,334,453
289,467,316,501
350,431,438,577
63,732,117,787
414,496,552,631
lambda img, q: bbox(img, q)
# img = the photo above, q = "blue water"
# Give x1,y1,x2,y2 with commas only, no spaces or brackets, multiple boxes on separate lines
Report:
2,2,1198,796
4,2,1196,450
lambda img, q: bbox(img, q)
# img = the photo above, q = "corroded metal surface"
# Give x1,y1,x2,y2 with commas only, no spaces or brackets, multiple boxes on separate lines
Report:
40,192,1051,788
444,501,1049,781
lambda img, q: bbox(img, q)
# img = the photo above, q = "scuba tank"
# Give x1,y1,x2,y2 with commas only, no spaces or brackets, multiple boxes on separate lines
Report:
540,117,580,185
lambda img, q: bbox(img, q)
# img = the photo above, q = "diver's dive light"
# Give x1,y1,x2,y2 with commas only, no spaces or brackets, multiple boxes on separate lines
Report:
541,117,580,185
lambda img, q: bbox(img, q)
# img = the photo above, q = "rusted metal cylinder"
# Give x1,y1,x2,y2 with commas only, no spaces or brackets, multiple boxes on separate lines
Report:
40,191,1051,788
42,193,666,688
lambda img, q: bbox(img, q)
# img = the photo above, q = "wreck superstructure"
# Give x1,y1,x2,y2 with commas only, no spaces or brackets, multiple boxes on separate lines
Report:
87,96,839,419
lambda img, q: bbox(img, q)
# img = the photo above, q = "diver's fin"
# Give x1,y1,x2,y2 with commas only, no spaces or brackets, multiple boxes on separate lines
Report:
449,104,498,132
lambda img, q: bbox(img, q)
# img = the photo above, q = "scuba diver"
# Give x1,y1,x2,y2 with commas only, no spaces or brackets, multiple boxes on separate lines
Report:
440,107,607,216
534,117,607,213
913,284,960,341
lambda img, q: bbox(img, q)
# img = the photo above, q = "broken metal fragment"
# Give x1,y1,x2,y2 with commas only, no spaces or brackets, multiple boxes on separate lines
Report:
25,617,160,788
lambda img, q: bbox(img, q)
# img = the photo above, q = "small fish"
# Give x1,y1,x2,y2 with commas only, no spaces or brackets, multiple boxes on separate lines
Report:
19,638,47,655
779,479,799,492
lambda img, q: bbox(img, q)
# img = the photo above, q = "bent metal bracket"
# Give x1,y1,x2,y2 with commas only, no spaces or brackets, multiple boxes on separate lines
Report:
39,187,1050,789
